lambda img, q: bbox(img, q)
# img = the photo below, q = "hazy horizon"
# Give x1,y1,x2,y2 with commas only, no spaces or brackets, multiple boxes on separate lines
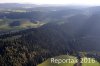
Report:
0,0,100,6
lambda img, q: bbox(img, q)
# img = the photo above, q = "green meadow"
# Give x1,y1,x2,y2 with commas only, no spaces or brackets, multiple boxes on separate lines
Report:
38,55,100,66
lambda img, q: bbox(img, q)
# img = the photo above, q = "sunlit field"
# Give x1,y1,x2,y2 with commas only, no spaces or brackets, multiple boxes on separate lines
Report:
38,55,100,66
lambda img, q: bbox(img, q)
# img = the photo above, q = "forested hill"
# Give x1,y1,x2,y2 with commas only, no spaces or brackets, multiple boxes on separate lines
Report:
0,19,100,66
0,23,73,66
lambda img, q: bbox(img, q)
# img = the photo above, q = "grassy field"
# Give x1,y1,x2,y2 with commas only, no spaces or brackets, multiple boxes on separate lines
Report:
38,55,100,66
0,19,45,30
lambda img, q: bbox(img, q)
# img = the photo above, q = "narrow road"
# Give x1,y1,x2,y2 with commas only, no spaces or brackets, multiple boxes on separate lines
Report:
74,55,82,66
74,62,82,66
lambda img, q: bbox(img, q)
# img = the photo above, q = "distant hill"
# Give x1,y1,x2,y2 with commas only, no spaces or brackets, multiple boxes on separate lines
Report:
0,3,38,8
